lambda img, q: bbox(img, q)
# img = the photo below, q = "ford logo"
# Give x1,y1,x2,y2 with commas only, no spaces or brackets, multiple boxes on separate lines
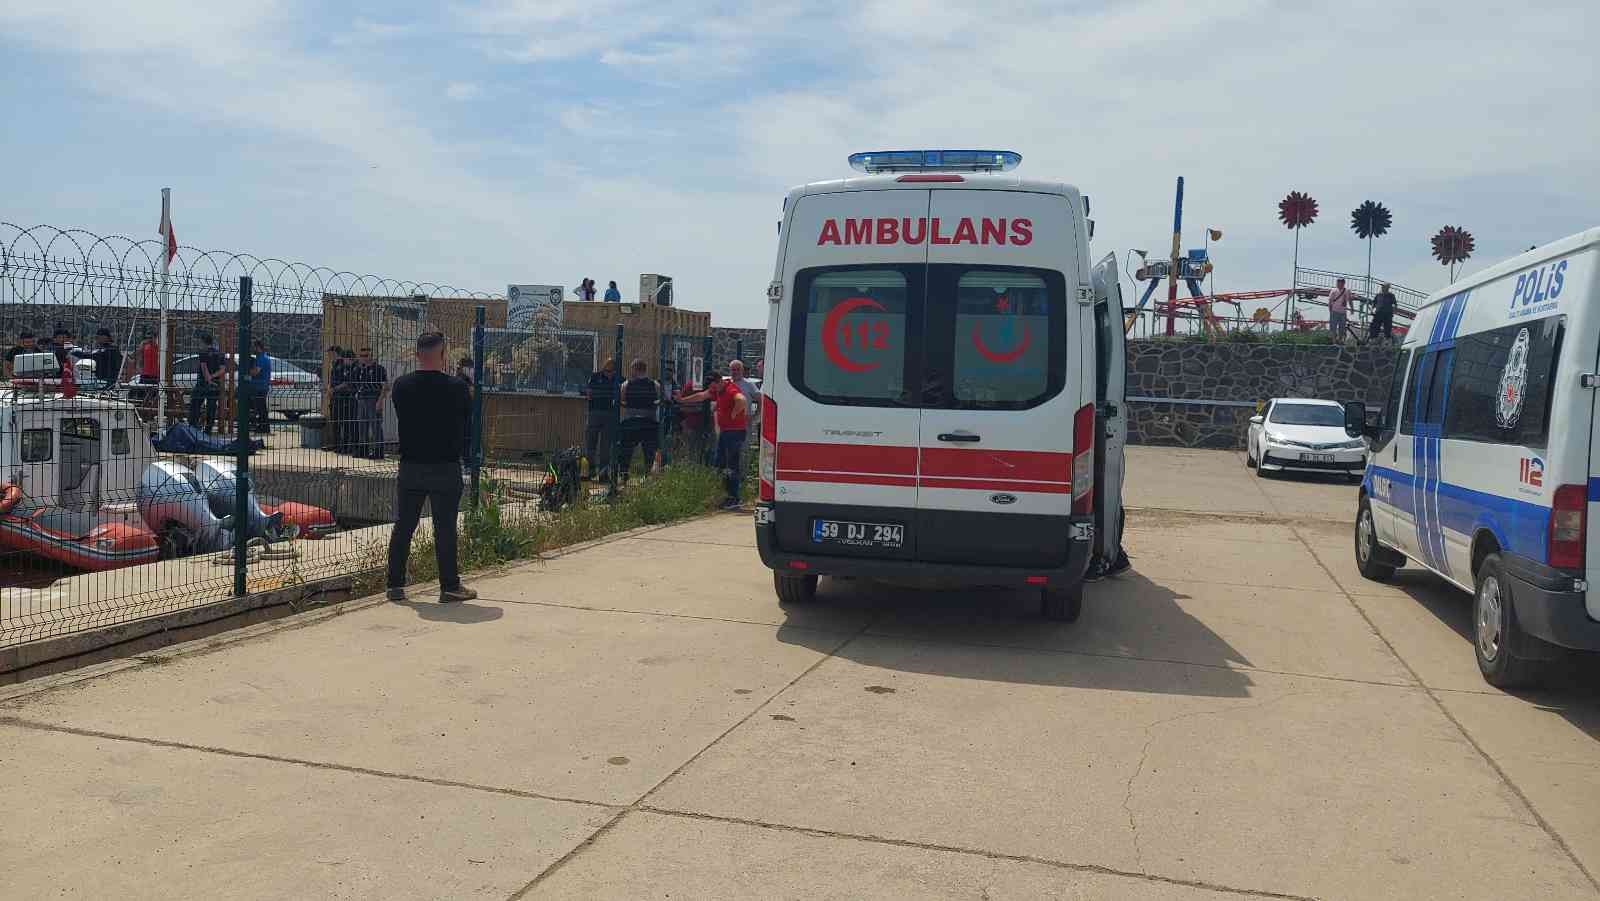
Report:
989,493,1018,506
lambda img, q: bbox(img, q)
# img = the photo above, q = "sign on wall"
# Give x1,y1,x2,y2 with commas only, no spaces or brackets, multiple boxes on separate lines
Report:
507,284,564,329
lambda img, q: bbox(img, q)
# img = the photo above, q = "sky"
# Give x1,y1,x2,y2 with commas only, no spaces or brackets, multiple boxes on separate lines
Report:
2,0,1596,329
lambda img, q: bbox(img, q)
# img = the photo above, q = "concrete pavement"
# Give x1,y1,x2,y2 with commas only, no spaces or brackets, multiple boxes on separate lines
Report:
2,447,1596,900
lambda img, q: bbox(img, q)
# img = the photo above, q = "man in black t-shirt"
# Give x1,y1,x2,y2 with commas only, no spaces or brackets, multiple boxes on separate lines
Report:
352,347,389,459
584,358,619,478
88,328,123,386
386,331,475,605
1368,283,1397,343
189,334,226,434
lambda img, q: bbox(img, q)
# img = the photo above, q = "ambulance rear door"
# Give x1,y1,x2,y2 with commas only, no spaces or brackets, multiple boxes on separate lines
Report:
915,189,1080,568
769,188,930,561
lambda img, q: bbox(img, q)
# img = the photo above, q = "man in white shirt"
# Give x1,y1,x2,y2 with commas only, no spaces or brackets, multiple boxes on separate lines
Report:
1327,278,1353,344
729,359,759,432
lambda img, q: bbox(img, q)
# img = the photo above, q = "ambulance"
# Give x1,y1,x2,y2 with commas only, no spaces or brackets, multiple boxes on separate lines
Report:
1344,227,1600,687
753,150,1127,621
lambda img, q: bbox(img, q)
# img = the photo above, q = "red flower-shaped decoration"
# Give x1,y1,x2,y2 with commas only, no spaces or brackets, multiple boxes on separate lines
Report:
1431,226,1475,265
1278,191,1318,230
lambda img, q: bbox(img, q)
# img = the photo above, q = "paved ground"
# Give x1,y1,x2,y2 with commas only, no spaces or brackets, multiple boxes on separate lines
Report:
2,445,1596,900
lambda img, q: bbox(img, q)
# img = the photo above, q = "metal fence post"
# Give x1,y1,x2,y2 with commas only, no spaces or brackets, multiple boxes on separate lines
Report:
233,276,252,597
609,324,623,495
470,305,486,510
735,337,744,365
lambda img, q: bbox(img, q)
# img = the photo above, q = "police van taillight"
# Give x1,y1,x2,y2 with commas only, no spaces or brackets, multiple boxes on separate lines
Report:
1071,403,1095,516
759,395,777,502
1548,483,1586,570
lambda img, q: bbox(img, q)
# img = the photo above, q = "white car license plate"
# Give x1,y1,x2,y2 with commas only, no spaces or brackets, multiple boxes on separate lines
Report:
1302,453,1336,463
812,519,904,549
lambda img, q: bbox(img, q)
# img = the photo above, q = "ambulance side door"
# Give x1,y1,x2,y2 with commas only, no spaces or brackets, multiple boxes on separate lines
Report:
1091,252,1127,560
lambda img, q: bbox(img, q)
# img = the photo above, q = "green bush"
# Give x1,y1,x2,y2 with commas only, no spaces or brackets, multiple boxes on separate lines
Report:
370,463,729,591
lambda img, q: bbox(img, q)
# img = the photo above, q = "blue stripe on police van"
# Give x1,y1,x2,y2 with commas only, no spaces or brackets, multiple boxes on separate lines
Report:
1589,477,1600,503
1373,465,1551,563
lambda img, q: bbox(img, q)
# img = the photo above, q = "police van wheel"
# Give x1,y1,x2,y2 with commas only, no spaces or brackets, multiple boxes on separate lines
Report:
1473,555,1540,689
1355,498,1396,582
774,572,818,605
1042,584,1083,623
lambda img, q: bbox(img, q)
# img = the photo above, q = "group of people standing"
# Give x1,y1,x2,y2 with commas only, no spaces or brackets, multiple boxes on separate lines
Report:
327,346,390,458
1324,278,1399,344
4,325,124,384
584,358,757,509
574,278,624,303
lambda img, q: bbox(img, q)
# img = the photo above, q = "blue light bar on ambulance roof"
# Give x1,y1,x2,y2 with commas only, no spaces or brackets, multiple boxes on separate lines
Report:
848,150,1022,174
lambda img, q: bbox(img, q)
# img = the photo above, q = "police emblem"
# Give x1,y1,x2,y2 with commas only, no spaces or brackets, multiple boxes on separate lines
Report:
1495,327,1531,429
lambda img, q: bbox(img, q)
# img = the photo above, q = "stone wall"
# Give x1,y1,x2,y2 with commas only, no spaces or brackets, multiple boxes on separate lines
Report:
712,327,767,375
1125,340,1396,448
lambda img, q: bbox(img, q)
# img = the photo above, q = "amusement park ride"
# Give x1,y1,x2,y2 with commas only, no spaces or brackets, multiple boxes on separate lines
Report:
1123,177,1392,338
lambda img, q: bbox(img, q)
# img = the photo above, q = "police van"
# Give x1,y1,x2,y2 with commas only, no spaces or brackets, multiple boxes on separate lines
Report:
1345,227,1600,687
753,150,1127,621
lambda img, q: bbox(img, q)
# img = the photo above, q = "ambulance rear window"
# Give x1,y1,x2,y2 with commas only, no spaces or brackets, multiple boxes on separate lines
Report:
789,267,914,406
949,270,1056,407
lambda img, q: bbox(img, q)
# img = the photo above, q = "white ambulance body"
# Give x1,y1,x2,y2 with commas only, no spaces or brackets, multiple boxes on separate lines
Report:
1347,226,1600,687
754,150,1127,621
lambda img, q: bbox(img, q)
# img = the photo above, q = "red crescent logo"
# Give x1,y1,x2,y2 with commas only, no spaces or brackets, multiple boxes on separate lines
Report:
971,321,1031,363
821,297,886,373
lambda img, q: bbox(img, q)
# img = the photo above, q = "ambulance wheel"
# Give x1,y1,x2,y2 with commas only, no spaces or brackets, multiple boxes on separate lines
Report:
1355,497,1396,582
1245,445,1256,468
774,572,818,605
1473,554,1541,689
1042,584,1083,623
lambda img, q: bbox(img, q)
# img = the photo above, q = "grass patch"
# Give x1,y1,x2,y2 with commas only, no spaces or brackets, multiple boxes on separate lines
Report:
353,463,728,594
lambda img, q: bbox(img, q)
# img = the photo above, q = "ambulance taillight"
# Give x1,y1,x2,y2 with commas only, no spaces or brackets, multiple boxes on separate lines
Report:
1548,484,1586,569
759,395,777,502
1071,403,1095,516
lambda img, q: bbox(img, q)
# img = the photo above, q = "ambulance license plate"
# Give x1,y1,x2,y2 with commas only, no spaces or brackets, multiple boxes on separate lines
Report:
812,519,904,549
1303,453,1335,463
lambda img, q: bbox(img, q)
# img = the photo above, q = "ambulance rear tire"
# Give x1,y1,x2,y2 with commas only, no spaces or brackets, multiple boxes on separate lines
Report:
774,572,818,605
1042,584,1083,623
1473,554,1541,689
1355,497,1396,582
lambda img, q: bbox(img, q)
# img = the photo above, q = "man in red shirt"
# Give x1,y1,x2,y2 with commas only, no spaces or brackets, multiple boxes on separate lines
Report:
679,371,749,508
132,328,161,416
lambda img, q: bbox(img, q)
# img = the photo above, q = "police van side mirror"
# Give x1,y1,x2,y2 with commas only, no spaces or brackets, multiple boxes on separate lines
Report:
1341,401,1365,438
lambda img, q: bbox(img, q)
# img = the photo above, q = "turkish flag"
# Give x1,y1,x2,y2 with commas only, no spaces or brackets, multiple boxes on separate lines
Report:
157,190,177,264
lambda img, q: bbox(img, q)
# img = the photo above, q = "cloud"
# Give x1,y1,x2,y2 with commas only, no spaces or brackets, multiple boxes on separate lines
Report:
2,0,1596,330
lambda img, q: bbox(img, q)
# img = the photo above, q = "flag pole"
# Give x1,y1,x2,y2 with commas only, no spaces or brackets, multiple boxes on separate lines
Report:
157,188,172,431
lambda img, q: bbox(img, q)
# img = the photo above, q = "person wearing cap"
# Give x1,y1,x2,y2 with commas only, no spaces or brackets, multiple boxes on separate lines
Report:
87,328,123,386
1369,282,1397,343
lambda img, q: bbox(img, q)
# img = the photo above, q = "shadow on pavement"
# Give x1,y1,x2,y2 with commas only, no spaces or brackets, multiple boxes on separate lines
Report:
1392,568,1600,740
774,570,1255,699
391,600,505,625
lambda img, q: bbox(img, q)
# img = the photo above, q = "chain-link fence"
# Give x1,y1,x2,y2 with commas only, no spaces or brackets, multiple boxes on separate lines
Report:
0,223,762,662
0,223,501,652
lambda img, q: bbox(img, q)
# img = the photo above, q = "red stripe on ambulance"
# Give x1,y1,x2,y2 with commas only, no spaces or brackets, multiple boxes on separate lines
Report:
774,442,1068,492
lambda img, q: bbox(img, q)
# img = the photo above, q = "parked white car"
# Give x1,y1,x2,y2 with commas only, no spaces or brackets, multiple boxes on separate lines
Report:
1246,397,1367,480
169,354,321,420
